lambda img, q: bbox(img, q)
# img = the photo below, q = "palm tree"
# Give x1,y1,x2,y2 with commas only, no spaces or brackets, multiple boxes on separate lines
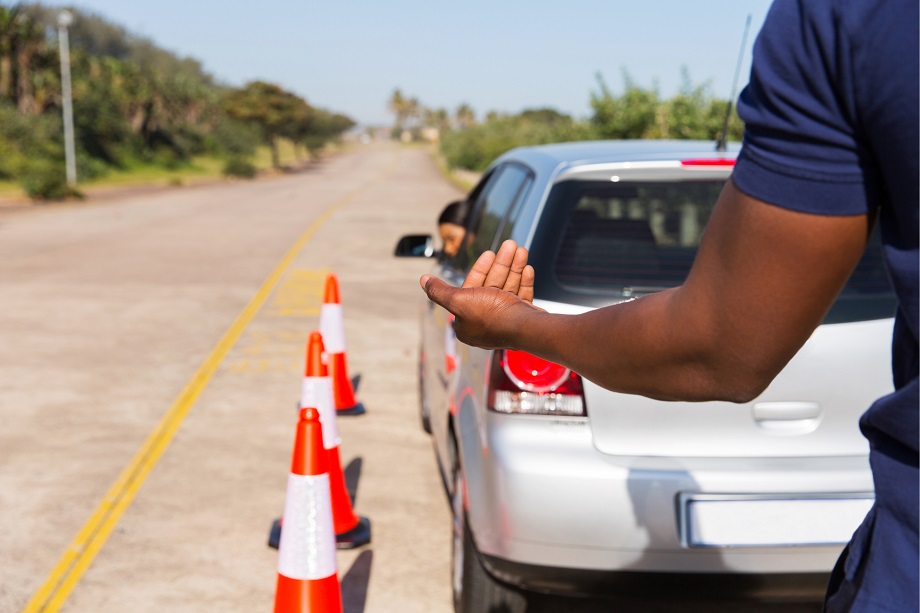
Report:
0,5,19,102
387,88,409,134
12,8,44,114
404,96,420,130
424,107,450,132
455,103,475,129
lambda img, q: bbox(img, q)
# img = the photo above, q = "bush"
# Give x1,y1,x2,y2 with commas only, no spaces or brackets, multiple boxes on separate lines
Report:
210,117,261,157
0,139,23,180
440,109,595,171
148,146,184,170
19,160,80,200
76,152,111,181
222,156,257,178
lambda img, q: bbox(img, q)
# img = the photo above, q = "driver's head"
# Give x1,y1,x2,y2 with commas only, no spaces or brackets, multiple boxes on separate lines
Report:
437,200,471,257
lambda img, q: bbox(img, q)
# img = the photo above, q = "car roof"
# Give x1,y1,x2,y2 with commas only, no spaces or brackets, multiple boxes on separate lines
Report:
494,139,741,176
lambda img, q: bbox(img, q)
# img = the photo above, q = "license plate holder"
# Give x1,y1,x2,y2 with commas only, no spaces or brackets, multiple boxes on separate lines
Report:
680,493,873,548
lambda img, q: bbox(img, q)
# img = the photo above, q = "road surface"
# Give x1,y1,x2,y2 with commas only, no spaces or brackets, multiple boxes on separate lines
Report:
0,142,455,612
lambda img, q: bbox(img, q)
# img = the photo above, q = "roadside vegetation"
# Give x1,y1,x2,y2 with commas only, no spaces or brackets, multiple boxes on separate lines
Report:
390,69,745,173
0,4,354,201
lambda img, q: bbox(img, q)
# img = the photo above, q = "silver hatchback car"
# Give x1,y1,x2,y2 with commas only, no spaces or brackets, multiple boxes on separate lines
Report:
397,140,895,611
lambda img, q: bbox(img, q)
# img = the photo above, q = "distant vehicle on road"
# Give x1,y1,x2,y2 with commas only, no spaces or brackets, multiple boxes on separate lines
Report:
396,140,894,612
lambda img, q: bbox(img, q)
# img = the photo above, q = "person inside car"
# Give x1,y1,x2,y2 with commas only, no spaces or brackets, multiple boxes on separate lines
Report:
437,199,470,259
419,0,918,610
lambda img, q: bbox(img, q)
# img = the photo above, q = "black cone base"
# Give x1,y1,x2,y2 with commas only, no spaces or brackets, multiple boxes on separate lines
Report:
336,515,371,549
336,402,366,417
267,517,281,549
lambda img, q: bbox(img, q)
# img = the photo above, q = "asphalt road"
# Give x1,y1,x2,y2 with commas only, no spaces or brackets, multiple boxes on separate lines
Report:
0,142,823,613
0,143,456,613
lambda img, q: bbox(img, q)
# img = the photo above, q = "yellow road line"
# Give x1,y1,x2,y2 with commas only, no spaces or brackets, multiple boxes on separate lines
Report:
23,161,395,612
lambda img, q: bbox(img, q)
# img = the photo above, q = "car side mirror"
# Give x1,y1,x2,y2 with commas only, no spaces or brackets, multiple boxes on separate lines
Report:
394,234,436,258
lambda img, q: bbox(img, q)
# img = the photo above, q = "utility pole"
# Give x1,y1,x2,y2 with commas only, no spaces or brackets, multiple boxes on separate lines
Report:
57,10,76,187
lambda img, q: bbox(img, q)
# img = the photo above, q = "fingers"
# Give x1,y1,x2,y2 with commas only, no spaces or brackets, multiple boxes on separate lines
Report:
500,245,530,295
462,250,496,289
518,264,535,303
461,240,532,298
482,240,519,289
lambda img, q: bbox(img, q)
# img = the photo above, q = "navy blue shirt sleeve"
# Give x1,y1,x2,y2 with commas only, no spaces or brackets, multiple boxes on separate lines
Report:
732,0,875,215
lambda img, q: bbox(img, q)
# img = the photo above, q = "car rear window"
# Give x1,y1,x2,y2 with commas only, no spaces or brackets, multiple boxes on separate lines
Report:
529,179,896,324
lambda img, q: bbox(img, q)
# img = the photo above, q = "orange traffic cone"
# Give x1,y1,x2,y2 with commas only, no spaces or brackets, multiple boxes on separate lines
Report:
273,407,342,613
303,331,371,549
269,332,371,551
319,274,365,416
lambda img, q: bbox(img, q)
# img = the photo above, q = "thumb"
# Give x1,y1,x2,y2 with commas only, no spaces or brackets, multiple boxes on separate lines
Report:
420,274,458,312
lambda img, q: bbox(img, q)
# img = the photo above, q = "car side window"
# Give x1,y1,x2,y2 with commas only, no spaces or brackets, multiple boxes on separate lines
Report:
439,168,498,271
464,163,531,267
494,173,534,248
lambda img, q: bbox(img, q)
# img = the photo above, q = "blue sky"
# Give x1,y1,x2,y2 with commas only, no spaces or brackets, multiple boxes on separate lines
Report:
42,1,775,126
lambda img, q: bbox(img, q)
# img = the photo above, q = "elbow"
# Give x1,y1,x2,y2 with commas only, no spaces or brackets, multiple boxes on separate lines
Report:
719,380,769,404
694,353,777,404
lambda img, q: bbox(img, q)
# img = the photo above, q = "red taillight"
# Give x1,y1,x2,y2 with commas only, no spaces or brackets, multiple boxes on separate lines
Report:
488,350,586,416
503,350,569,392
680,158,736,167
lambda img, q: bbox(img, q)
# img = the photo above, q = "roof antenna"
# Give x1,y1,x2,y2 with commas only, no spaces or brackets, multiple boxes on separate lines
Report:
716,14,752,152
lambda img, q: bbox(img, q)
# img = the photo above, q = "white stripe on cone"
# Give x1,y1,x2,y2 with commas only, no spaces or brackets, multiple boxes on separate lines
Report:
277,473,337,580
319,304,346,354
301,376,340,448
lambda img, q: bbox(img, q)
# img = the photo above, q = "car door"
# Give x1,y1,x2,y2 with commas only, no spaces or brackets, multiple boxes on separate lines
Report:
432,162,533,466
428,162,535,474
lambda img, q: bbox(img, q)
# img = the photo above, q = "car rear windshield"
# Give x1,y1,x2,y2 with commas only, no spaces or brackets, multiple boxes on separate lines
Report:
529,179,896,324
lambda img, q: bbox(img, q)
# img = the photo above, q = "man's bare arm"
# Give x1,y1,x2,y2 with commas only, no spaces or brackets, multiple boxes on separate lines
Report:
420,180,871,403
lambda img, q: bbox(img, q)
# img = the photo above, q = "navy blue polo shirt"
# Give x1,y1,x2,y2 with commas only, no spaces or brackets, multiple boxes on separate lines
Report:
732,0,918,610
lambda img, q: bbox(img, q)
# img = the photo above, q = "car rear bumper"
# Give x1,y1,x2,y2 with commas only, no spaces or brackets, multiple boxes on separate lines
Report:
461,412,873,588
482,554,831,600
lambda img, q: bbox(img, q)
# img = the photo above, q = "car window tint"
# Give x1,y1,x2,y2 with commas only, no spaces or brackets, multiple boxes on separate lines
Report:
464,168,496,213
495,174,534,248
530,179,896,323
465,164,530,264
439,168,496,269
552,181,722,291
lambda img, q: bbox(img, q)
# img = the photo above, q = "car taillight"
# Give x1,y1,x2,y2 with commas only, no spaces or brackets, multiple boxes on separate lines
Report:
488,350,586,416
680,158,736,167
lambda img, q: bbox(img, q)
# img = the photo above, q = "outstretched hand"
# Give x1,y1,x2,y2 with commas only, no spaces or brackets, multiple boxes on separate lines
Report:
420,240,541,349
461,239,535,299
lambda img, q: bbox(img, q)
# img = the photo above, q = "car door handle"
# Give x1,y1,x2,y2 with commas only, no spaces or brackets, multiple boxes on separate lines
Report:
752,402,822,435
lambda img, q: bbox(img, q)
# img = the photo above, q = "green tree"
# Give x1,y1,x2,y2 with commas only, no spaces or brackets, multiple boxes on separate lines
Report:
300,108,355,157
387,88,408,137
0,6,18,101
422,106,450,141
223,81,312,169
454,103,475,129
590,68,742,142
387,88,423,140
0,4,354,199
654,68,743,141
440,107,594,171
590,71,660,139
0,6,52,114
